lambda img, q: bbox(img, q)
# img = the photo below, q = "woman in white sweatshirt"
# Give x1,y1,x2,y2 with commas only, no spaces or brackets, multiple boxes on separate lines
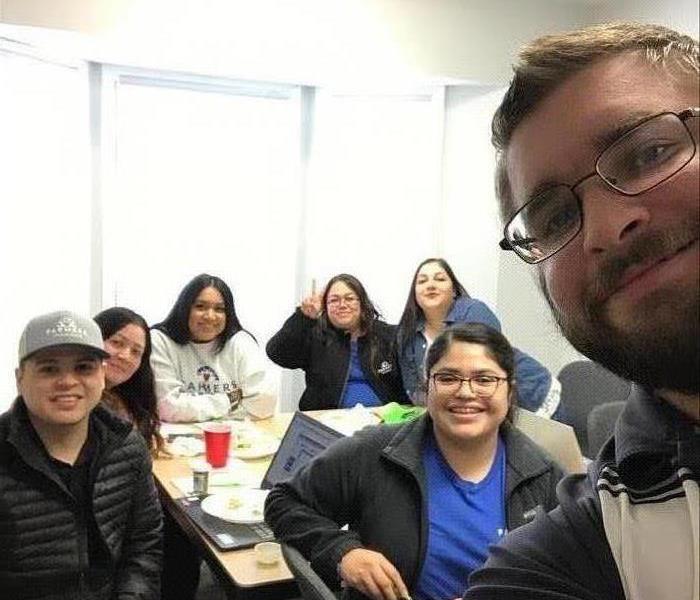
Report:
150,273,276,422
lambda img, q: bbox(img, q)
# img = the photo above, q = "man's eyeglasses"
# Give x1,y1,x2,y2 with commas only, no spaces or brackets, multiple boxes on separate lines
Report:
499,107,699,264
326,295,359,307
430,372,508,398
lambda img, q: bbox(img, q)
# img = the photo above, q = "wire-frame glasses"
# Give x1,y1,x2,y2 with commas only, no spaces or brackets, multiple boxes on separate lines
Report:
499,107,699,264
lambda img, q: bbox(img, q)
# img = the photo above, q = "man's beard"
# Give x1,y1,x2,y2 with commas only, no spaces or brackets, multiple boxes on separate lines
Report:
543,223,700,394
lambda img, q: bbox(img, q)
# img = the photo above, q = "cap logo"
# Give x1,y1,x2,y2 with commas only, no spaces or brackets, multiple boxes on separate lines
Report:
46,316,89,341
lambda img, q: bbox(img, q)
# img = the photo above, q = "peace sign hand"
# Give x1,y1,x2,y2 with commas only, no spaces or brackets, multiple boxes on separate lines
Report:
300,293,323,319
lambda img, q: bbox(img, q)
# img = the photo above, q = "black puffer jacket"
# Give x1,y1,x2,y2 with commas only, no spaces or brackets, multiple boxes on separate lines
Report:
0,399,162,600
265,414,566,599
266,309,408,410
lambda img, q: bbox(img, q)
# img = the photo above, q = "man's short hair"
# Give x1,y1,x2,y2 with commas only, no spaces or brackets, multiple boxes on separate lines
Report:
492,22,699,221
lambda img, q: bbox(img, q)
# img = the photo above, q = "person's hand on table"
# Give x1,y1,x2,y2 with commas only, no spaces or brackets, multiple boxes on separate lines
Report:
300,293,323,319
339,548,411,600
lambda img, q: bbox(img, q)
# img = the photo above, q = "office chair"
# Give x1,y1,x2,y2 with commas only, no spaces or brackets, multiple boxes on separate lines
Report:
281,543,340,600
587,401,626,458
558,360,631,458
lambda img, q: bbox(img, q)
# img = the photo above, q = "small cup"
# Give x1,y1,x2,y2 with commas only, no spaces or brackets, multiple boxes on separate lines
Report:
202,423,232,468
254,541,281,566
192,463,210,495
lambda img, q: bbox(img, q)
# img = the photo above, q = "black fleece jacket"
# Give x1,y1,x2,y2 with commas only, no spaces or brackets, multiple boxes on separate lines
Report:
266,308,408,410
264,414,566,599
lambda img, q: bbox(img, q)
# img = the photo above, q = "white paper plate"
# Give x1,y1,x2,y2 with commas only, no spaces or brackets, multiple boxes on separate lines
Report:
316,406,381,437
229,436,280,460
208,459,261,488
200,489,269,524
167,436,205,457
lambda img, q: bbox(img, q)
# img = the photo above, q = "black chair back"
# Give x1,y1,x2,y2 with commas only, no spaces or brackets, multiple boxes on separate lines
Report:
587,401,626,458
558,360,631,458
281,543,339,600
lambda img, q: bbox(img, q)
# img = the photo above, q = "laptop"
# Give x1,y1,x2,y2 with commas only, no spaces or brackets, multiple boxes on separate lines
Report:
179,411,345,551
260,411,346,490
176,495,275,550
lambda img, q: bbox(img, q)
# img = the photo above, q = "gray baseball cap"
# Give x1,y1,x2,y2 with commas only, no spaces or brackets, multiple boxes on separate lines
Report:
18,310,109,363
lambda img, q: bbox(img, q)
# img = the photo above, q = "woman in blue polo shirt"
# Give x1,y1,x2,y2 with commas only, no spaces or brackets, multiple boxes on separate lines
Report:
265,323,566,600
397,257,563,419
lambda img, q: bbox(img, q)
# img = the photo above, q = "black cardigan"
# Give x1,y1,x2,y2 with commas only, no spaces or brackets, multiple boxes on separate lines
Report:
266,308,408,410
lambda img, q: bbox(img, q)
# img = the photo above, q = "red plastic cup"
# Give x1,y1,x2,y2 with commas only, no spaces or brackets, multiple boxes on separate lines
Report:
202,423,232,468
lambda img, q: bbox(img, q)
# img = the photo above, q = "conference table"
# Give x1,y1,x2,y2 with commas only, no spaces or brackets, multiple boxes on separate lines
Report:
153,408,381,600
153,406,584,599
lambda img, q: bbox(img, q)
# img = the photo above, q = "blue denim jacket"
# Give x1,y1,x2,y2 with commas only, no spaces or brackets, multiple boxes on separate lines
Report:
399,297,562,418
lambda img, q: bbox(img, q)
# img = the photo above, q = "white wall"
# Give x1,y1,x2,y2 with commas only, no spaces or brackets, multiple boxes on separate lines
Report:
498,256,585,376
590,0,699,36
442,86,505,307
0,0,591,85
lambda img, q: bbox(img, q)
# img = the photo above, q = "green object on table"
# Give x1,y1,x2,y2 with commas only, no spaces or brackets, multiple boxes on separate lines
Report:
377,402,426,424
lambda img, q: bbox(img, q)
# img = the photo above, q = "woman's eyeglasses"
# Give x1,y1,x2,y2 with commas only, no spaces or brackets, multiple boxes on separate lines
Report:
430,372,508,398
326,295,359,307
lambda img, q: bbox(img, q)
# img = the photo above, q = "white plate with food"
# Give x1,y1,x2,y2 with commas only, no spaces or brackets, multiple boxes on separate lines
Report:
229,433,280,460
200,489,269,524
167,436,205,457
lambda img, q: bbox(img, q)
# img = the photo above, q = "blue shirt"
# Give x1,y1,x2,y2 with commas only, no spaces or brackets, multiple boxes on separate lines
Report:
339,340,382,408
414,432,506,600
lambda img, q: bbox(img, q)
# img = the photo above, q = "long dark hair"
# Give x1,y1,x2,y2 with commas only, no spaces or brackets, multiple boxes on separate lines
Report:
94,307,164,453
153,273,247,352
425,322,517,425
397,258,470,349
319,274,384,374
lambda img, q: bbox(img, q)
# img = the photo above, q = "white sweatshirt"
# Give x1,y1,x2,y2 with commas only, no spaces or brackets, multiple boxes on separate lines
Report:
150,329,276,422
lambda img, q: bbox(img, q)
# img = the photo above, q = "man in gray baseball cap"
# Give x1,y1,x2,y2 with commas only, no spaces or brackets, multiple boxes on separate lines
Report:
1,310,162,599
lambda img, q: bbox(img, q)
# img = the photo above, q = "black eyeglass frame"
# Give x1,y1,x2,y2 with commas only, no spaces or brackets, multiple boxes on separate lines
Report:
429,372,509,398
499,107,700,264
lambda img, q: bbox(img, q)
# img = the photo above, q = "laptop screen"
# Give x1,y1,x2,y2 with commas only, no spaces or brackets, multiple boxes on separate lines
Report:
260,411,345,489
